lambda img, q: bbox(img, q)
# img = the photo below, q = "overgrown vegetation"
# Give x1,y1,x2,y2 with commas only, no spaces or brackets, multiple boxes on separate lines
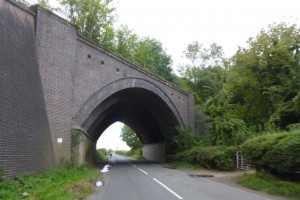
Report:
118,125,143,159
71,127,85,166
0,166,99,200
238,172,300,199
241,127,300,180
115,148,143,160
171,23,300,176
175,145,237,171
96,148,109,162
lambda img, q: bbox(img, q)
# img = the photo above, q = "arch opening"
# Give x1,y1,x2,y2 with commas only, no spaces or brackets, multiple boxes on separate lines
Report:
84,88,179,146
96,122,130,151
74,79,182,163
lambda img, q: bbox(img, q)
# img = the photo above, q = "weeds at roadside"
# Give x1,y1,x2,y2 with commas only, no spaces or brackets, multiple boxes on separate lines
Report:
0,166,99,200
237,171,300,199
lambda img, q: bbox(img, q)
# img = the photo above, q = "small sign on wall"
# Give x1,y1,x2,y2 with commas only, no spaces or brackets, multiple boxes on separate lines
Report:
57,138,63,143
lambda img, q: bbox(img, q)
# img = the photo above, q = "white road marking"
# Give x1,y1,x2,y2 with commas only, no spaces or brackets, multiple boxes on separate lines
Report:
153,178,183,199
127,160,183,199
138,168,148,175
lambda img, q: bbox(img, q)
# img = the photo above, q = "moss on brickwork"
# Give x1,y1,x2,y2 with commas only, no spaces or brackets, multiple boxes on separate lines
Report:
71,127,86,166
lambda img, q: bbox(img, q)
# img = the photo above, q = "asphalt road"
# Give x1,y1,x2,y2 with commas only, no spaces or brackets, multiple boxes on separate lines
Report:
87,154,273,200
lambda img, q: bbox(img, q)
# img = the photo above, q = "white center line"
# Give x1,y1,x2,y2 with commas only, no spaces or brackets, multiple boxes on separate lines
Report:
153,178,183,200
138,168,148,175
127,161,183,199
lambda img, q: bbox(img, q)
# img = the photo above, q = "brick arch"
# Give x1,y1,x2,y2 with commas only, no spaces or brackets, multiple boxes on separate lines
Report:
73,78,184,144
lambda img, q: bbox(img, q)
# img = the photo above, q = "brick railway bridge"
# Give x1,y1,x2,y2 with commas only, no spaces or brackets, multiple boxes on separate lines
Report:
0,0,195,178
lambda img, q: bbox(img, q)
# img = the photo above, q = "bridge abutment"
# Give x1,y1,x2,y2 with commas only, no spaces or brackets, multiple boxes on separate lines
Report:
142,143,165,162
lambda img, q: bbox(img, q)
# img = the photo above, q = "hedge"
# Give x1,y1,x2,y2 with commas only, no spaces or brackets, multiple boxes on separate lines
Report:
241,129,300,180
177,146,237,171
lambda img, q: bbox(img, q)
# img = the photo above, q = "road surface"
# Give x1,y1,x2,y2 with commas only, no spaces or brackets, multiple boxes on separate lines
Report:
87,154,273,200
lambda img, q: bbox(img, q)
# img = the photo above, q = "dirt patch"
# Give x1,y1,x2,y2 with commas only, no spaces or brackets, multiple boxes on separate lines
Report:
189,174,214,178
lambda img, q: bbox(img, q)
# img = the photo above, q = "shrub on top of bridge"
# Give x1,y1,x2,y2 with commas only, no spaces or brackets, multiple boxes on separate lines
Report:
240,127,300,180
177,145,237,171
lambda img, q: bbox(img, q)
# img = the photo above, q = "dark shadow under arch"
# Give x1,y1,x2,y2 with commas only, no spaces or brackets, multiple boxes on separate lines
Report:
73,78,183,149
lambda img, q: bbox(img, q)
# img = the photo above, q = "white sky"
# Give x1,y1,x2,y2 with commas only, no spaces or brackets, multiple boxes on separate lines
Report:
114,0,299,69
96,122,130,150
46,0,300,150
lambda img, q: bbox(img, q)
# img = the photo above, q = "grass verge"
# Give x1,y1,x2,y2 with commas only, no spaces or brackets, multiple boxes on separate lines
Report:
237,171,300,199
0,166,99,200
164,162,198,170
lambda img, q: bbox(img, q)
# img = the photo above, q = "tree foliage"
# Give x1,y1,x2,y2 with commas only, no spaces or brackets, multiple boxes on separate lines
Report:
227,23,300,129
120,125,142,150
179,42,228,103
115,26,174,81
60,0,116,49
178,22,300,147
137,37,174,81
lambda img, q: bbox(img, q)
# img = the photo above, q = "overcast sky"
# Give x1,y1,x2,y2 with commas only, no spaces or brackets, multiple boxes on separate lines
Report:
47,0,300,150
114,0,300,69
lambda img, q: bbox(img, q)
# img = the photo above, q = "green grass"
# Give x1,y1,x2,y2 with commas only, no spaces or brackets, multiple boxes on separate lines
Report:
164,162,198,170
115,148,143,160
0,166,99,200
238,171,300,199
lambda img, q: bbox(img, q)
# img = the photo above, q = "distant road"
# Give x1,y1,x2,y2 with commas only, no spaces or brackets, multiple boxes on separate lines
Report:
87,154,273,200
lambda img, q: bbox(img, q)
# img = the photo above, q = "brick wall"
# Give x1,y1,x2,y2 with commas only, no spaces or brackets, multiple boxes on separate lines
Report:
73,39,191,126
0,0,54,178
35,7,77,165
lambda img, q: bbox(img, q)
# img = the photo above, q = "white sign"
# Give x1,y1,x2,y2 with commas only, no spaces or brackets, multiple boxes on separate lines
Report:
57,138,63,143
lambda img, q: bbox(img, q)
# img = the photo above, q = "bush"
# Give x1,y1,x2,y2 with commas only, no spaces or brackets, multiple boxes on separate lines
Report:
172,126,199,152
96,148,108,162
115,148,143,159
126,148,143,159
241,128,300,180
115,150,128,156
177,146,237,171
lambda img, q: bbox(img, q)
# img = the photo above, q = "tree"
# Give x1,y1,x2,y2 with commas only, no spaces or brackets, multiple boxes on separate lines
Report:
115,25,139,60
179,42,228,102
60,0,116,49
120,125,142,150
227,22,300,129
135,37,174,82
114,28,175,82
181,41,226,68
